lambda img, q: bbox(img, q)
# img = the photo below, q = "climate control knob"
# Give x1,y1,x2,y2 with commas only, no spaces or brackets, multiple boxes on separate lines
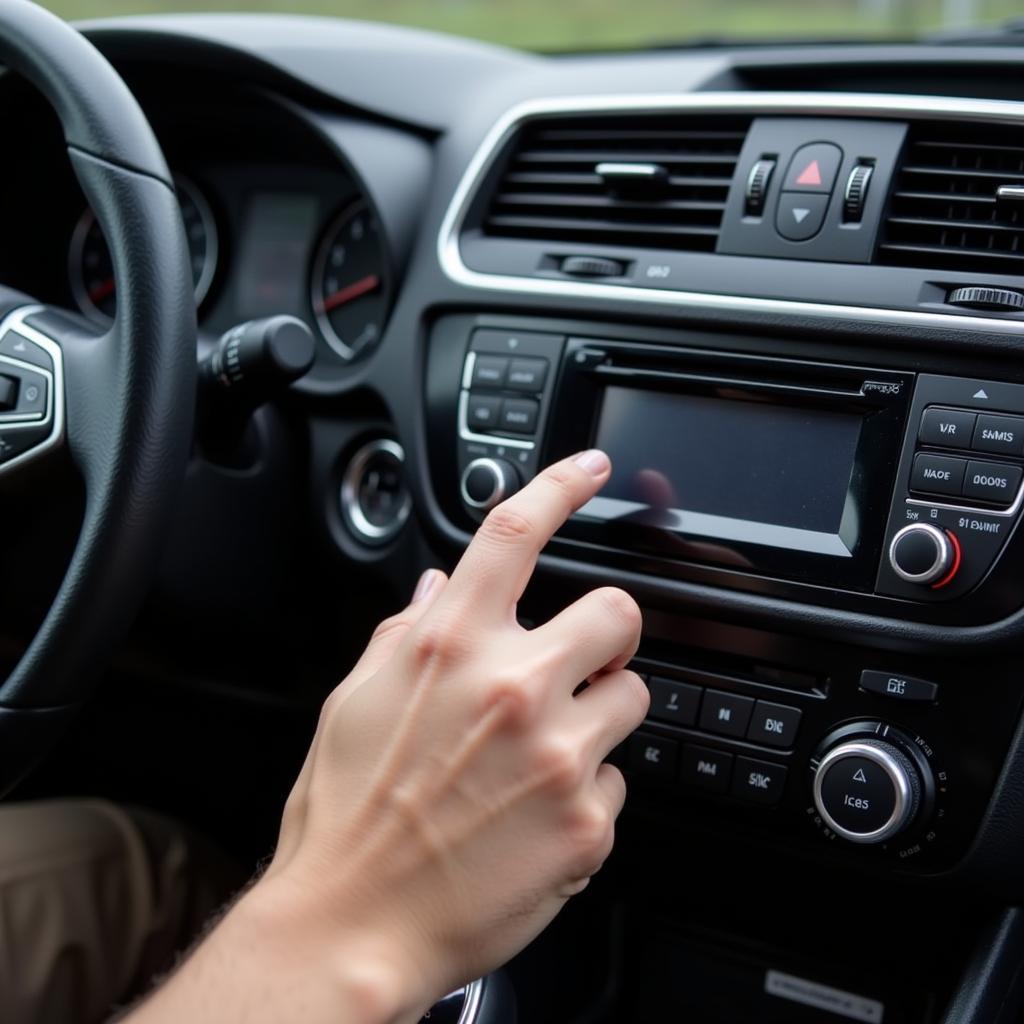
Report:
812,738,923,844
460,457,520,512
888,523,959,586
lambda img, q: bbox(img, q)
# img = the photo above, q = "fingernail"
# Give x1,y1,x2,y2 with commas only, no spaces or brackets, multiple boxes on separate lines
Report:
572,449,611,477
412,569,440,603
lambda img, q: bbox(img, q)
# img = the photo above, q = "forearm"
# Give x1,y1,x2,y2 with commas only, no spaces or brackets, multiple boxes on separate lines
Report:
120,876,423,1024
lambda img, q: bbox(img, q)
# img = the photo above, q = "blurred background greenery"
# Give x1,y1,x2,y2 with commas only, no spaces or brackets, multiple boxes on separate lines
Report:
40,0,1023,52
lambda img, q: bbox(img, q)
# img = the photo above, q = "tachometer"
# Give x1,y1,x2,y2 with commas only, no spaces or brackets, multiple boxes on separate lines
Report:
310,200,390,363
69,174,218,323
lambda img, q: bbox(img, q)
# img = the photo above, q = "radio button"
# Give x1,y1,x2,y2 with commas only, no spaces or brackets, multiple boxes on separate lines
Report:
732,757,787,806
699,690,755,739
746,701,802,748
499,398,539,434
628,732,678,780
649,677,701,726
962,460,1023,504
971,413,1024,457
919,407,976,450
909,453,966,497
859,670,938,703
506,358,549,393
681,744,732,794
471,355,508,388
467,394,501,431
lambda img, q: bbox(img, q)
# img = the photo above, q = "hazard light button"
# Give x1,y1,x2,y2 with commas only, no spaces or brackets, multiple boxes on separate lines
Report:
776,192,829,241
783,142,843,193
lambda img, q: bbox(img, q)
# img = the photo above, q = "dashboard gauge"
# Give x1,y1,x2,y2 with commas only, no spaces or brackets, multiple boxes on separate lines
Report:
69,174,218,323
310,200,391,363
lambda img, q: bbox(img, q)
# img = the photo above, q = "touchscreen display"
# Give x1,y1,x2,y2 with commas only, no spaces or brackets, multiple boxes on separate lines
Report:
584,387,863,556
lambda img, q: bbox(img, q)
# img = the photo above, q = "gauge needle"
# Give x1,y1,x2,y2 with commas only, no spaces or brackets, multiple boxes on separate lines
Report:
320,273,381,314
88,277,116,305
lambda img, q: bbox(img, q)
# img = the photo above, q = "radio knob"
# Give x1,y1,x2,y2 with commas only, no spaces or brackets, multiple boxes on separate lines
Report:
888,523,959,586
460,457,520,511
813,738,924,844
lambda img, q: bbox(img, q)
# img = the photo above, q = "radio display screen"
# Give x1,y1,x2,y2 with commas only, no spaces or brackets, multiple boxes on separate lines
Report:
584,386,864,557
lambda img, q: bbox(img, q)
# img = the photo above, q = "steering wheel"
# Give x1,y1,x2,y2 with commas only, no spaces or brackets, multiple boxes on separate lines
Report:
0,2,195,793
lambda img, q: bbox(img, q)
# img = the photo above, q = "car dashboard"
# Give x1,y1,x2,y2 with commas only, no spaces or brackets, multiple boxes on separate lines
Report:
10,14,1024,1024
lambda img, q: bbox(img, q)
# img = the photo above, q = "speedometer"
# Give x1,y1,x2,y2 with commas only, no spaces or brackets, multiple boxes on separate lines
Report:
310,200,391,363
69,174,218,323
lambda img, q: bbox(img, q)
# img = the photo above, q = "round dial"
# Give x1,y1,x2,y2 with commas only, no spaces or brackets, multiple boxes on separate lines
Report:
460,458,521,512
69,174,218,323
310,200,391,363
888,523,959,586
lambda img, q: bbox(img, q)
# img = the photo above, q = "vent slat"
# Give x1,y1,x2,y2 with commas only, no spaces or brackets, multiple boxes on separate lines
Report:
481,114,750,253
879,123,1024,274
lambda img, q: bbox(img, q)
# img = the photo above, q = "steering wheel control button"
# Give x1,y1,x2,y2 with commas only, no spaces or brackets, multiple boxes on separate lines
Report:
909,453,966,496
0,375,16,410
860,670,939,703
648,677,701,727
698,690,755,739
460,458,521,511
889,524,955,585
971,414,1024,456
628,732,678,780
12,369,47,418
0,425,50,464
784,143,843,193
962,460,1022,505
498,398,539,434
813,740,922,844
471,355,508,388
0,330,53,372
775,193,829,241
340,439,411,546
467,394,501,431
732,757,787,805
681,744,733,794
506,358,549,393
746,701,802,748
919,407,976,450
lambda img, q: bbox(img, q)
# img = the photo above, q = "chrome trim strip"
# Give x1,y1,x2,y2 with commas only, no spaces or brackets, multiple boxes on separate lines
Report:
458,978,484,1024
0,306,64,478
438,91,1024,334
458,389,535,451
906,476,1024,517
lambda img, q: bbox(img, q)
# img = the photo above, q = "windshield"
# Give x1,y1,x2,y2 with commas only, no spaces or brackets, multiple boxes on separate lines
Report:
42,1,1019,51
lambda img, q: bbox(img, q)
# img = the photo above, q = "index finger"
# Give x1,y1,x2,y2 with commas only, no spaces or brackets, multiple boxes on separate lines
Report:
445,450,612,621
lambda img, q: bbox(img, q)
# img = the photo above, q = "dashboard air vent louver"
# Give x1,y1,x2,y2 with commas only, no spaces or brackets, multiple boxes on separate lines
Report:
482,115,751,252
879,123,1024,275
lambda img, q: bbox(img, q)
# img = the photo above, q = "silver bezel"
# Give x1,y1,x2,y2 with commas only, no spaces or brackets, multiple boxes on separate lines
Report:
339,438,411,544
888,523,953,584
458,353,535,451
0,306,64,478
438,90,1024,335
459,457,510,510
813,740,913,845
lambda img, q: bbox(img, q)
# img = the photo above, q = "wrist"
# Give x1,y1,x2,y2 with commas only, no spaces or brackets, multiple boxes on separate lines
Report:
230,873,422,1024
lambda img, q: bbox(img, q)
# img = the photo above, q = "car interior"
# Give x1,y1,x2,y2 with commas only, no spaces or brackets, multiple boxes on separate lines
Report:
5,1,1024,1022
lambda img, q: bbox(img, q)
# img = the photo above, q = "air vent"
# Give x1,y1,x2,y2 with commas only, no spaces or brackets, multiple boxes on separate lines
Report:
879,123,1024,275
481,115,750,253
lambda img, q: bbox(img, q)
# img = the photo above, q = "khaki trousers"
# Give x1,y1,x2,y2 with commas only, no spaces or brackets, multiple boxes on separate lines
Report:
0,800,242,1024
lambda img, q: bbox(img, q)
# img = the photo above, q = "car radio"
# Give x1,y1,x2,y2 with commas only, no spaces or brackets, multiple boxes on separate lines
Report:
449,320,1024,607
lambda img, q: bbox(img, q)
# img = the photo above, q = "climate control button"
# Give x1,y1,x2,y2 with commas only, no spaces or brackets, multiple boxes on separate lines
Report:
460,457,521,511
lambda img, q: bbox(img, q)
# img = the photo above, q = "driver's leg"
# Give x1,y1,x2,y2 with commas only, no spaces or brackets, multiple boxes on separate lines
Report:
0,800,242,1024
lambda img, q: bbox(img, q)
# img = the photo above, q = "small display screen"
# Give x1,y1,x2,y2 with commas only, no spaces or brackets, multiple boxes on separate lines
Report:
235,193,320,318
585,387,864,556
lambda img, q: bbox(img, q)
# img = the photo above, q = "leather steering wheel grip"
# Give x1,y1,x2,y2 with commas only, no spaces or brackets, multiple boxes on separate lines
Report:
0,2,196,791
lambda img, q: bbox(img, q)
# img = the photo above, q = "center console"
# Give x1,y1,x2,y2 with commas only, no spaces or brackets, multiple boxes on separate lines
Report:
425,312,1024,873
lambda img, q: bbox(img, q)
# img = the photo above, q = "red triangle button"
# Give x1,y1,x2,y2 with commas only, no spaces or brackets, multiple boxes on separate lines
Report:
795,159,822,186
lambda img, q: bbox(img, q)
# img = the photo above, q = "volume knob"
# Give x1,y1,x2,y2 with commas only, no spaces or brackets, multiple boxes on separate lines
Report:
460,458,520,512
888,523,958,586
813,738,923,844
